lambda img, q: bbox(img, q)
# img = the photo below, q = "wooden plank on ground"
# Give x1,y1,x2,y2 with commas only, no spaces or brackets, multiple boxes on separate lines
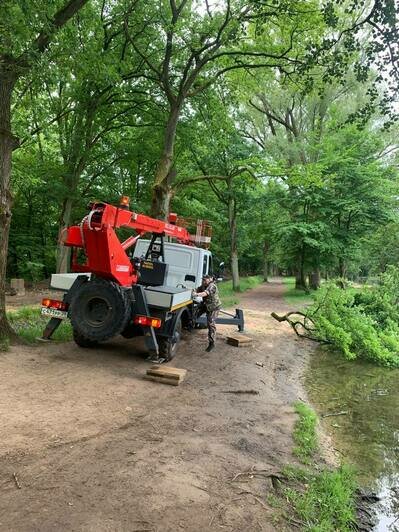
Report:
145,366,187,386
144,374,180,386
226,335,253,347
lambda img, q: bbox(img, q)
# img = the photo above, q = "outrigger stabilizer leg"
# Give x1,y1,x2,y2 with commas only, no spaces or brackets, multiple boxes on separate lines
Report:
195,308,245,332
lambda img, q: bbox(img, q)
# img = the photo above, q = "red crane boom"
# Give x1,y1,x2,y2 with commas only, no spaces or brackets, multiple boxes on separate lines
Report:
62,201,195,286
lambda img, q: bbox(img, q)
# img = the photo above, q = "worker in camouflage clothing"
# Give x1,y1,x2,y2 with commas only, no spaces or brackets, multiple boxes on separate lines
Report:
193,274,222,352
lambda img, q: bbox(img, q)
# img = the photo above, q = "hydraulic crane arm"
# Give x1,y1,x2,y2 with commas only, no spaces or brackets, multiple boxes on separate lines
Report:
61,201,195,286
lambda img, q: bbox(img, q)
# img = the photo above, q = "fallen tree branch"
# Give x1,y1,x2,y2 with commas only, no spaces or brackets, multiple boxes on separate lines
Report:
271,311,330,344
222,390,259,395
231,466,285,485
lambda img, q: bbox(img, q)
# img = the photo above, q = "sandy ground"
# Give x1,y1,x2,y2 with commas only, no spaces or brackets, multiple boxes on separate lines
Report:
0,279,313,532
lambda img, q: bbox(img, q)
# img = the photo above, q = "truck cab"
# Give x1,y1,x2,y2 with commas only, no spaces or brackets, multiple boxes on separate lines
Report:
133,239,213,289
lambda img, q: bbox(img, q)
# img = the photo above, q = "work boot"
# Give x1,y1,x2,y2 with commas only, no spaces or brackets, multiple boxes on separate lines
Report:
205,342,215,352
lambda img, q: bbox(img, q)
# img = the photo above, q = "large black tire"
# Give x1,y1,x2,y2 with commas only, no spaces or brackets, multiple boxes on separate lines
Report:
73,329,98,348
69,278,131,342
158,318,182,362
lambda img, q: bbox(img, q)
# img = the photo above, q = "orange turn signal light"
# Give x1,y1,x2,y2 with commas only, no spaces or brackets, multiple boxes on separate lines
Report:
42,298,68,311
133,315,162,328
120,195,130,208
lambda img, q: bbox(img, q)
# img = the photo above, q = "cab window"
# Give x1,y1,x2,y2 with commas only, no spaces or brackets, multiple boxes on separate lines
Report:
202,255,208,275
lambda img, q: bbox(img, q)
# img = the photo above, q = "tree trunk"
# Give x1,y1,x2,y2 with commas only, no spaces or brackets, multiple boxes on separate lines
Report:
338,257,346,279
0,73,18,341
263,240,269,282
309,269,321,290
150,180,174,221
0,0,89,343
228,192,240,291
56,196,73,273
151,104,180,219
231,251,240,292
295,270,307,290
295,245,307,290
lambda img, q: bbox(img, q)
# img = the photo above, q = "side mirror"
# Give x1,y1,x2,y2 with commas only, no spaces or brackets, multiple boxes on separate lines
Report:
215,262,225,282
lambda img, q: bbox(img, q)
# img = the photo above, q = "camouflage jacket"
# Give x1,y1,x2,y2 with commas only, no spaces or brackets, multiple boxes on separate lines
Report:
199,281,222,312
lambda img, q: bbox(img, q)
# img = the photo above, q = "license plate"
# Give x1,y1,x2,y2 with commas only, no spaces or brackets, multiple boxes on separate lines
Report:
41,307,68,320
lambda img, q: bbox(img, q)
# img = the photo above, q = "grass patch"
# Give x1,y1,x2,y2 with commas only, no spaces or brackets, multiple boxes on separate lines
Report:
293,401,318,464
283,277,314,306
284,465,357,531
218,275,263,307
7,306,73,343
270,404,357,531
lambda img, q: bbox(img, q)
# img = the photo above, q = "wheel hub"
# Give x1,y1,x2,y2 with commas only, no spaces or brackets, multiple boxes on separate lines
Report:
84,297,112,327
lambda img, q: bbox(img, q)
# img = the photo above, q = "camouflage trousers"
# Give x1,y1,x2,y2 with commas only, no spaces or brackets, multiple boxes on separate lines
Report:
206,309,220,343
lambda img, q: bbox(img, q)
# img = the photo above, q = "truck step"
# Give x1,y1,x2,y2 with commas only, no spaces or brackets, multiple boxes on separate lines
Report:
144,365,187,386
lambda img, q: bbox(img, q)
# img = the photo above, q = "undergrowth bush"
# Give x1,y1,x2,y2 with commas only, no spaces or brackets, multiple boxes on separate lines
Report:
308,266,399,367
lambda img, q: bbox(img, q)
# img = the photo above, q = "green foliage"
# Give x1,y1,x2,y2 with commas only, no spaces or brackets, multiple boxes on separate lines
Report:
3,0,399,326
285,465,357,531
19,261,45,283
293,402,318,464
308,267,399,367
7,307,72,344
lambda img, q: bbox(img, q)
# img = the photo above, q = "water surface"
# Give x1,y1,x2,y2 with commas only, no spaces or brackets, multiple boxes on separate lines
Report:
307,349,399,530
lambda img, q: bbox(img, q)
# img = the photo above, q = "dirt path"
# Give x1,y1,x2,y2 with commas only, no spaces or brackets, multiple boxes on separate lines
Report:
0,279,313,532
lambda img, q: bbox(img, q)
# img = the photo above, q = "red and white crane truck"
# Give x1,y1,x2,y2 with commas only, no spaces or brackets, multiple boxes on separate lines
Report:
41,198,244,362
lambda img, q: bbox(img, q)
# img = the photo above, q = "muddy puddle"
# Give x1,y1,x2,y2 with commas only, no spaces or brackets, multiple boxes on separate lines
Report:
306,348,399,531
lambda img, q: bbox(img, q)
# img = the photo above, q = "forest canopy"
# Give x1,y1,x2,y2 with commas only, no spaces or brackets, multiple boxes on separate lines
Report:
1,0,398,340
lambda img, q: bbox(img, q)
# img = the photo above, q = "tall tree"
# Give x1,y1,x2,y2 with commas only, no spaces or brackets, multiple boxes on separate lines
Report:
122,0,324,218
0,0,89,341
172,86,260,290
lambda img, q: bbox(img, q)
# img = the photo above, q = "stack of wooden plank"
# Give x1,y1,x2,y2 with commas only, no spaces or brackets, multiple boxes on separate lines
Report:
226,334,253,347
144,365,187,386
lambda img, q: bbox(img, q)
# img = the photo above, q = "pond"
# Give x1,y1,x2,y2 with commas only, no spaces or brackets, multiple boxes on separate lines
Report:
306,349,399,531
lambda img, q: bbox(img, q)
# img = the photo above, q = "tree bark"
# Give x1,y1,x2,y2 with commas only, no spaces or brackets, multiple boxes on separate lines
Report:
231,251,240,292
151,180,174,221
0,73,19,341
309,268,321,290
151,104,180,219
228,190,240,291
263,240,269,282
295,270,307,290
56,196,74,273
338,257,346,279
295,245,307,290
